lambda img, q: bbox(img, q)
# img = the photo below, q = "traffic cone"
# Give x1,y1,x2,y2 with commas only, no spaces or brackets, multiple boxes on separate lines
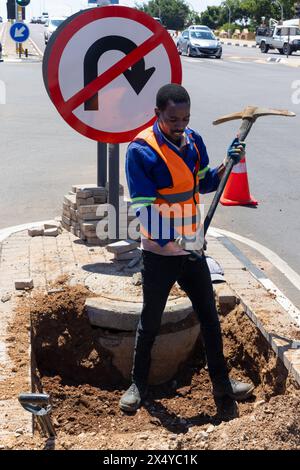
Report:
220,156,258,206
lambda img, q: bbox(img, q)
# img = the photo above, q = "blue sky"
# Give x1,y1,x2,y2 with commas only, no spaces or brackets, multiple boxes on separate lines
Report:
0,0,223,20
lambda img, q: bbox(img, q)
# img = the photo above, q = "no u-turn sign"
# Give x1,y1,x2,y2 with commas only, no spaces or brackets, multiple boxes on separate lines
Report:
43,6,182,143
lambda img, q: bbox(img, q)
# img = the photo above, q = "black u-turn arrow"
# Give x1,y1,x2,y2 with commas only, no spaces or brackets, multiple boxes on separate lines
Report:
84,35,156,111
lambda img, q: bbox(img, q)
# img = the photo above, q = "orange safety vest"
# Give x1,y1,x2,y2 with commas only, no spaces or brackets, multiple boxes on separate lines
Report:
134,126,201,239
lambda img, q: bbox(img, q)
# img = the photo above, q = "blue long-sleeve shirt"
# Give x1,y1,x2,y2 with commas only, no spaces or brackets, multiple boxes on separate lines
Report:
126,121,220,247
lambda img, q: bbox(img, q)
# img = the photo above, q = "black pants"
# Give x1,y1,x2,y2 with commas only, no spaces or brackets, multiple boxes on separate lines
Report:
132,250,229,387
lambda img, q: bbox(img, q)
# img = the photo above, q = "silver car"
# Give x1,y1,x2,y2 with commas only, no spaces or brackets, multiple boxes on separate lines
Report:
44,17,66,45
177,29,222,59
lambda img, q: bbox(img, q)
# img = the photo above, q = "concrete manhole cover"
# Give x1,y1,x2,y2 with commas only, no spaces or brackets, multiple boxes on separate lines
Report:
85,266,184,303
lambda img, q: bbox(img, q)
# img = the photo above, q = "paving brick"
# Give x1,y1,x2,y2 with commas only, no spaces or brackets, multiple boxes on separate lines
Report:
70,227,81,238
63,194,77,209
76,197,95,206
106,239,140,254
291,363,300,385
15,279,34,290
78,204,108,218
76,189,93,199
44,228,59,237
214,283,237,314
72,184,106,197
94,194,107,204
28,227,44,237
62,215,72,227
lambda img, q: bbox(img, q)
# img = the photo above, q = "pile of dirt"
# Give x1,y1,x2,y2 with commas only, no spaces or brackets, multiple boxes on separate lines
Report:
30,283,125,386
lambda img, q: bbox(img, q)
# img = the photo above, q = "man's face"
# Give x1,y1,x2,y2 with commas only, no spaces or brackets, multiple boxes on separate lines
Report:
155,100,190,143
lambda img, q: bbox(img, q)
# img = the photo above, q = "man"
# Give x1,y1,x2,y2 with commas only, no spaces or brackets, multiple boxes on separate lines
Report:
120,83,254,412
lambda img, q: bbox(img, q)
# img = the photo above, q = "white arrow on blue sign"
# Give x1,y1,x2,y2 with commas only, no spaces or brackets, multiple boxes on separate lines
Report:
10,23,30,43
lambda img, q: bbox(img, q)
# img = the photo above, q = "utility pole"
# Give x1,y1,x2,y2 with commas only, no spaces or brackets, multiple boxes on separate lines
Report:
226,2,231,38
272,0,284,22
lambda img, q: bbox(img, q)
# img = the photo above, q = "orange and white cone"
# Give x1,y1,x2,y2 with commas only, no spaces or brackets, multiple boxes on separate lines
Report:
220,156,258,206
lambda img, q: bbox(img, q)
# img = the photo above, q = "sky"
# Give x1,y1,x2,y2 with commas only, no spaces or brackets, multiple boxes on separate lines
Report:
0,0,223,20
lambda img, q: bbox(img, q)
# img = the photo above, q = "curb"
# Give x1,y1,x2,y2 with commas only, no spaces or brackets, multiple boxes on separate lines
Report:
0,220,58,243
209,228,300,387
267,57,283,63
220,41,258,48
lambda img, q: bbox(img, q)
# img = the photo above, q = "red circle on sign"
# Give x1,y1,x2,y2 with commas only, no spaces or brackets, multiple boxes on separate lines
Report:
45,6,182,143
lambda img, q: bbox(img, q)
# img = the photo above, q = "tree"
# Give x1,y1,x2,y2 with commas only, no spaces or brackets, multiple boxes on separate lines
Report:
200,6,226,29
239,0,297,25
136,0,190,30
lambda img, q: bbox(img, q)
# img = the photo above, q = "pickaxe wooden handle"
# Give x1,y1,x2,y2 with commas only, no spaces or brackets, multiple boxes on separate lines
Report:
186,106,295,260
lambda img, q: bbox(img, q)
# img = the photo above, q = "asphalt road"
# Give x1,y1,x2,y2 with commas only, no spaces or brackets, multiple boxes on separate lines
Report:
0,33,299,306
28,24,46,54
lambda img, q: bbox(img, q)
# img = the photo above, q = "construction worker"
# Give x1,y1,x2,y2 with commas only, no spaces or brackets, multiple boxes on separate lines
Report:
119,83,254,412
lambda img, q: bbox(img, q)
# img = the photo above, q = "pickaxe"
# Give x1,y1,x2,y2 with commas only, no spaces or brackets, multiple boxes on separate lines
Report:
178,106,295,258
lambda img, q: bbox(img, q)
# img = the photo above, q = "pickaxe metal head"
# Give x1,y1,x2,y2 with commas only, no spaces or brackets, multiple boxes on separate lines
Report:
213,106,295,126
213,106,295,141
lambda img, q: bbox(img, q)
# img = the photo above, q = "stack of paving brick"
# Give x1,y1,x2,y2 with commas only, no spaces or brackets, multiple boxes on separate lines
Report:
61,184,138,245
106,239,141,261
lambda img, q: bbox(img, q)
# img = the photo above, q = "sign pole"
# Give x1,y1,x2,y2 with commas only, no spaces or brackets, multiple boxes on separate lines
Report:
108,0,120,240
97,142,107,187
108,143,120,240
95,0,120,239
17,3,23,56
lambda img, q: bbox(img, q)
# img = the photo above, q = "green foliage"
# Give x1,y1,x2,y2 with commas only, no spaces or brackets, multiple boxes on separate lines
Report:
199,6,226,29
136,0,190,30
135,0,300,32
220,22,240,34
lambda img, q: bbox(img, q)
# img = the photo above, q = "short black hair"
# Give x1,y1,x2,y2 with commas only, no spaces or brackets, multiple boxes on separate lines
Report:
156,84,190,111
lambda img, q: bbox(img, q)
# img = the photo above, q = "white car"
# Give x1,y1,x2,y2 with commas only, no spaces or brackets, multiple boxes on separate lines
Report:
188,25,212,32
44,17,66,45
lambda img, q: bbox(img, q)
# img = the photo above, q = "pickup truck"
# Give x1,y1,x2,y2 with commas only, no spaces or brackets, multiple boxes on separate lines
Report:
256,25,300,55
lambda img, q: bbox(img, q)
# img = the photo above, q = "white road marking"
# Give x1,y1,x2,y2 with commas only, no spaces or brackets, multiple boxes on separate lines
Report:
259,277,300,326
208,226,300,327
0,22,8,48
211,227,300,291
29,37,43,57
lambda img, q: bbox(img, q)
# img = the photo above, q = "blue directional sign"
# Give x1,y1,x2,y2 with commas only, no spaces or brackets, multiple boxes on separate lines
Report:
10,22,30,43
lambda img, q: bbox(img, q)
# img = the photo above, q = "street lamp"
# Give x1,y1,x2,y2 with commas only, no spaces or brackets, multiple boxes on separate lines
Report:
272,0,284,22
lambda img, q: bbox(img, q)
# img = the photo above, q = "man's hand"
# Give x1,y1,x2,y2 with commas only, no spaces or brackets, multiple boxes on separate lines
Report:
223,137,246,167
176,234,205,252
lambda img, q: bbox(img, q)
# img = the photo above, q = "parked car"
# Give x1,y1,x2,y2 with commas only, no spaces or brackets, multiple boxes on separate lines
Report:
188,24,211,32
0,16,3,23
256,24,300,55
44,17,66,45
177,29,222,58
